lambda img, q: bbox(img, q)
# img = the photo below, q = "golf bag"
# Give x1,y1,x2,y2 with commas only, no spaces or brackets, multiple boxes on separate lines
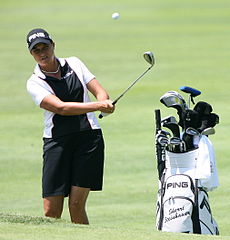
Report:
155,88,220,235
156,148,219,234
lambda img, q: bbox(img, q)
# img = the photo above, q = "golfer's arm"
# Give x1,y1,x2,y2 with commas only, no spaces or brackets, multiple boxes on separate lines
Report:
87,78,110,101
40,94,102,116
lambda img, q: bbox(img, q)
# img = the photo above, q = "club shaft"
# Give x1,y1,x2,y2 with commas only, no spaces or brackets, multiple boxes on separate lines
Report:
112,65,152,105
99,65,152,119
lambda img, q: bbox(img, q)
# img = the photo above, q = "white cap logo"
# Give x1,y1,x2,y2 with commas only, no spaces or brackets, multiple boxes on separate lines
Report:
28,32,46,43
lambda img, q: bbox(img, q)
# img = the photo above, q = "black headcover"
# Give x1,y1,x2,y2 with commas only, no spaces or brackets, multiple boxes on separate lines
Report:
178,109,201,129
199,113,219,132
193,101,219,132
194,101,213,115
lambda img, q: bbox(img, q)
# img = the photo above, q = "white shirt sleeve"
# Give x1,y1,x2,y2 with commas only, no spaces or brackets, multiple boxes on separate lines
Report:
79,59,95,84
27,75,54,106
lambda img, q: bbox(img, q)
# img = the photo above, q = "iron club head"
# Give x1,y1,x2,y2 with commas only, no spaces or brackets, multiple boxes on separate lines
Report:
143,51,155,67
169,137,186,152
201,127,215,136
161,116,178,125
169,137,182,145
157,135,169,146
99,51,155,119
185,127,200,136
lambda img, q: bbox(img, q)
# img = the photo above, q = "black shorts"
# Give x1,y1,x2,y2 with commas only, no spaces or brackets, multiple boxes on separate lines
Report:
42,129,105,198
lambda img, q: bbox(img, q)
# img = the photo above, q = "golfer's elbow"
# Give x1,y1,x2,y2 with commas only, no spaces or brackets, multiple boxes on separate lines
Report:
41,102,69,115
55,104,72,115
41,100,89,115
56,108,66,115
40,96,78,115
55,103,86,116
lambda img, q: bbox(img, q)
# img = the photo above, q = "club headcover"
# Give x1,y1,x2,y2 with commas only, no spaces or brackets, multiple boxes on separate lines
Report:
180,86,201,105
193,101,213,115
198,113,219,132
178,109,201,129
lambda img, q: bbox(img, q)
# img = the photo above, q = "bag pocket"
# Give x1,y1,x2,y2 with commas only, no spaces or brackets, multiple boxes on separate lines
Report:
157,174,196,233
198,189,219,235
162,197,194,233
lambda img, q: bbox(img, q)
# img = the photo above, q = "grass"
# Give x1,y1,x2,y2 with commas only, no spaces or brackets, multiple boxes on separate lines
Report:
0,213,226,240
0,0,230,239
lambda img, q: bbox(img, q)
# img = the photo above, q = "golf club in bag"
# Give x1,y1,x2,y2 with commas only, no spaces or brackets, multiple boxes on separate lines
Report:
99,51,155,118
155,87,220,235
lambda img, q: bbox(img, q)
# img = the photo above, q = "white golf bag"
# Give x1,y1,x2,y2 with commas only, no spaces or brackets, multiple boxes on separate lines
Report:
156,136,219,234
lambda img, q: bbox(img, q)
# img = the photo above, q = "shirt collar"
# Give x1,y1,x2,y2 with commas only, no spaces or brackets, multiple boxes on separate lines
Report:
33,57,65,79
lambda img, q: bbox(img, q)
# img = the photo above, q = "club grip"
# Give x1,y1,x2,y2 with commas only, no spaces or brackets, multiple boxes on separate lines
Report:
154,109,165,179
99,112,110,119
155,109,161,133
99,100,116,119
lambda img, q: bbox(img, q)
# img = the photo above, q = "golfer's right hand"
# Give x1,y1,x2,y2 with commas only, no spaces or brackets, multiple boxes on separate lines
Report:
98,99,115,114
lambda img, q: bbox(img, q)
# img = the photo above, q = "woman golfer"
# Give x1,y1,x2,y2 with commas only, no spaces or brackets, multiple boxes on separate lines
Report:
26,28,115,224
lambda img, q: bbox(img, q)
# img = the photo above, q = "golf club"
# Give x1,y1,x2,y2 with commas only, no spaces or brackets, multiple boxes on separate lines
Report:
185,127,200,136
160,91,188,130
183,126,215,150
157,135,169,146
99,51,155,119
157,129,171,138
161,116,177,124
201,127,215,136
161,116,180,138
169,137,186,153
186,126,215,136
183,127,200,151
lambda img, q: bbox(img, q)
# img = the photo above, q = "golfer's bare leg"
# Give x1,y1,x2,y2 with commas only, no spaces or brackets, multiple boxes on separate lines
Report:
43,196,64,219
68,186,90,224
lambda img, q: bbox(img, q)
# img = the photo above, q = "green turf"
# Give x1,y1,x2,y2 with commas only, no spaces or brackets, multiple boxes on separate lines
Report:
0,0,230,239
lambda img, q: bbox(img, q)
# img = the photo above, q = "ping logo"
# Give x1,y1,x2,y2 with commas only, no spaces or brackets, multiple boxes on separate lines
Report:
63,70,73,79
28,32,46,42
166,182,188,189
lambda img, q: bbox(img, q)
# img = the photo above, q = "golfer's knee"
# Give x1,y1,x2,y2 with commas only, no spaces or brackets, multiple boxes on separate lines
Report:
69,199,85,211
44,207,62,218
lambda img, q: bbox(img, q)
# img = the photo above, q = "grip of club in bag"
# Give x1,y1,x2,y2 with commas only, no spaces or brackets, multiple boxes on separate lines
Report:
155,109,165,180
155,109,161,133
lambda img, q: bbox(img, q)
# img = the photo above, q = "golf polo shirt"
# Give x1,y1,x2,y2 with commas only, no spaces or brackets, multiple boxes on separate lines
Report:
27,57,101,138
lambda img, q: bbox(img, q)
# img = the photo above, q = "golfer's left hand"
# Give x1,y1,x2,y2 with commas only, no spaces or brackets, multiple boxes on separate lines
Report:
98,100,115,119
98,99,115,114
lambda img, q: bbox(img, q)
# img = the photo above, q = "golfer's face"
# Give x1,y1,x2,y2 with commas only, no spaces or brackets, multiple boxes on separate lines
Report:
30,42,55,67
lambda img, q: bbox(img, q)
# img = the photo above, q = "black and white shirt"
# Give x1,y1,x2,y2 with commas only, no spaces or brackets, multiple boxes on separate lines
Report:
27,57,100,138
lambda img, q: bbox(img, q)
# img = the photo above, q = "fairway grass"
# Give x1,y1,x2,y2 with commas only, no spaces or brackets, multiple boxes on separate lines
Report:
0,213,227,240
1,0,230,239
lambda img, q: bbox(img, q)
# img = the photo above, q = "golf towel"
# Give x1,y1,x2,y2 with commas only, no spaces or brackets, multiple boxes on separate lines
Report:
165,135,219,191
196,135,219,191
